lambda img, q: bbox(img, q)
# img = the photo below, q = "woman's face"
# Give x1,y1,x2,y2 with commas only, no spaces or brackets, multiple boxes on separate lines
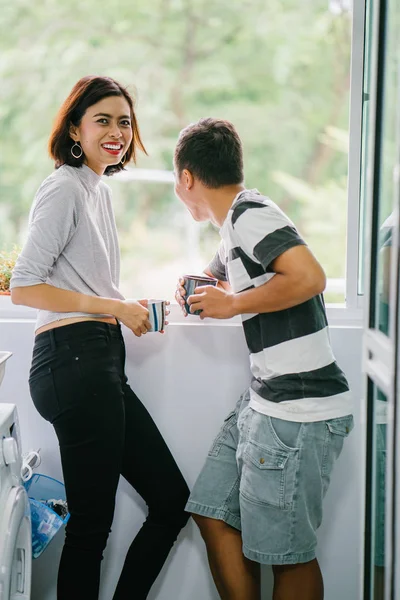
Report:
70,95,133,175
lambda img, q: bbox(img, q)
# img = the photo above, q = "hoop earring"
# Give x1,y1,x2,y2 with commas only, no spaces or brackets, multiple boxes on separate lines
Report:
121,154,126,165
71,142,83,159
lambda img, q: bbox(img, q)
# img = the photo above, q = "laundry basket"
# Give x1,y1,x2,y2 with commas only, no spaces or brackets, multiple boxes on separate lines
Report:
24,474,70,559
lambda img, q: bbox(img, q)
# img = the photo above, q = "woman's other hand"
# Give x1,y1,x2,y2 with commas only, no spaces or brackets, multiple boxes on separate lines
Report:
116,299,151,337
138,299,171,334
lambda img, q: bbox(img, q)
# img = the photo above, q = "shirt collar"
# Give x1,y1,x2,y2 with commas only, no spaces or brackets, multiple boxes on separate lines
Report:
76,164,102,190
219,188,260,232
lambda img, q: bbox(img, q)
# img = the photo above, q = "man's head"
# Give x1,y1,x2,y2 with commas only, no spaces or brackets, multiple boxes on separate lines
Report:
174,118,244,222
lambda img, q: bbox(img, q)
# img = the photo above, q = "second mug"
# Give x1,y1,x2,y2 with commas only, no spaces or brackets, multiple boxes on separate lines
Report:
183,275,218,316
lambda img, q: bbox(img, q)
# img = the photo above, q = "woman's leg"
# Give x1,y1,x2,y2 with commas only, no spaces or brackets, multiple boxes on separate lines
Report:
29,324,129,600
30,322,189,600
53,367,126,600
112,381,190,600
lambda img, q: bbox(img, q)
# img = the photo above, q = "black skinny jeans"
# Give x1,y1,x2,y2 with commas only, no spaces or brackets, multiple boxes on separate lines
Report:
29,321,190,600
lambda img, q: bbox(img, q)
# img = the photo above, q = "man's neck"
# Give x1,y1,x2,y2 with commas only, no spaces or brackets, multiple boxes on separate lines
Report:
207,184,246,227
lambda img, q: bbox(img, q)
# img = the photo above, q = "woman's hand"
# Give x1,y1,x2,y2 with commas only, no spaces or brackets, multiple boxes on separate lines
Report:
115,299,151,337
138,299,171,334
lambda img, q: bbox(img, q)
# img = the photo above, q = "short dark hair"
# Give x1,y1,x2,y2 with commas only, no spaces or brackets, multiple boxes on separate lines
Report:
48,76,147,176
174,118,244,188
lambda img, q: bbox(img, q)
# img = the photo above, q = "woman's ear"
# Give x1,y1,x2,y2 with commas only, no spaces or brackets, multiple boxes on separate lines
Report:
69,124,79,142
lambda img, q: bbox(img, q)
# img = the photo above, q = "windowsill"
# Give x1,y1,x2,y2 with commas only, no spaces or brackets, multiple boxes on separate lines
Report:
0,296,36,321
0,295,364,328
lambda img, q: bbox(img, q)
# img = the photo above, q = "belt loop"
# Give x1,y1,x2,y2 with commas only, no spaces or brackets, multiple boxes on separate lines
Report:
49,328,56,352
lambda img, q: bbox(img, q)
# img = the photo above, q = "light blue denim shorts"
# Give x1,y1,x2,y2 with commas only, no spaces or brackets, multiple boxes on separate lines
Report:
186,391,354,565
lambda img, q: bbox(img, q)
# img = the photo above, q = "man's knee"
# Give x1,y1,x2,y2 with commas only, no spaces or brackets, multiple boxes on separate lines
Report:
272,563,296,577
272,558,319,577
192,514,235,538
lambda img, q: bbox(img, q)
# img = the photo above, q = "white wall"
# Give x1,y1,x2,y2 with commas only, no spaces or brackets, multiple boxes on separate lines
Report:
0,318,363,600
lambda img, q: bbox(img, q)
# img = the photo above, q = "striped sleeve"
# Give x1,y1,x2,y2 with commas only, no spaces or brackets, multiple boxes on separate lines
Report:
232,201,306,271
206,241,227,281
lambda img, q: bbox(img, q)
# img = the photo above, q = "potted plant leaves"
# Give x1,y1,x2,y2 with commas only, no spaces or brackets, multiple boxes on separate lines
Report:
0,247,20,295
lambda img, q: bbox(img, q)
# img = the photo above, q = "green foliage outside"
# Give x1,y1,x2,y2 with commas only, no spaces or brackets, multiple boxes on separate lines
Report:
0,247,20,292
0,0,351,301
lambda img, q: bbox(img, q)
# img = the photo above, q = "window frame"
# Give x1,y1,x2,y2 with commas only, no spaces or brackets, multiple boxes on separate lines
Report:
346,0,366,318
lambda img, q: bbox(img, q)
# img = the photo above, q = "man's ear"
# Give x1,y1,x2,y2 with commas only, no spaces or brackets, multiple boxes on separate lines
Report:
69,124,79,142
183,169,194,191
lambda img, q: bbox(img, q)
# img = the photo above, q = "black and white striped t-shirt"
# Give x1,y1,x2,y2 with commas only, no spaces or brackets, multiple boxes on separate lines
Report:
208,189,352,422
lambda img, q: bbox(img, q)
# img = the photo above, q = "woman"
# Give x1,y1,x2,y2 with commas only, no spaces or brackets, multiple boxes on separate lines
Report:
10,76,190,600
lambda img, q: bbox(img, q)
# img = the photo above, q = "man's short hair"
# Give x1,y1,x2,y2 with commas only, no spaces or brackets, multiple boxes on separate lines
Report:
174,118,244,188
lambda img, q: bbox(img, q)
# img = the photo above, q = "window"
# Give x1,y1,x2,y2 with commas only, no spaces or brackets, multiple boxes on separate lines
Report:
361,0,400,595
1,1,354,308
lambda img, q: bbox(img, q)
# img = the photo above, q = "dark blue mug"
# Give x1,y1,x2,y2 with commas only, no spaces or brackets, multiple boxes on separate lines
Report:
183,275,218,315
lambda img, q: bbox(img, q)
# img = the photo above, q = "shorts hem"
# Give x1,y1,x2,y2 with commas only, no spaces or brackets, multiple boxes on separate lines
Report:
243,544,316,565
186,500,241,531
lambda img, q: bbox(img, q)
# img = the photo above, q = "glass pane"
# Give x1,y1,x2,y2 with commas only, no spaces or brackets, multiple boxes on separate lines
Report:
373,0,399,335
358,0,373,296
369,383,388,600
0,2,351,303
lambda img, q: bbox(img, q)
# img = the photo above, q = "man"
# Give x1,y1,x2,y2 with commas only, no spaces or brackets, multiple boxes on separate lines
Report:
174,118,353,600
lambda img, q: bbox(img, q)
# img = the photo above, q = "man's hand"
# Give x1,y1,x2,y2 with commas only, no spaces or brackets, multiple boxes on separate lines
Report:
175,277,188,316
188,285,235,320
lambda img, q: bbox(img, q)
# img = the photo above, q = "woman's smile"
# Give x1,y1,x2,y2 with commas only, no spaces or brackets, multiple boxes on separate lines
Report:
101,142,124,156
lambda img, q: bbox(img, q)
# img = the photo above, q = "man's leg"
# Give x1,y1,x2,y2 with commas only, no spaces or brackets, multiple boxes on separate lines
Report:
184,394,258,598
272,560,324,600
193,515,260,600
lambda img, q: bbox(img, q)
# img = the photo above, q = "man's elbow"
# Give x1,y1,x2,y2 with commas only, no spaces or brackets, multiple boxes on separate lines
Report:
310,269,326,296
300,268,326,298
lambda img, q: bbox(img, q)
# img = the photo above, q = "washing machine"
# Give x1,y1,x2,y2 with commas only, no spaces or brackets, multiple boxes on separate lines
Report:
0,403,32,600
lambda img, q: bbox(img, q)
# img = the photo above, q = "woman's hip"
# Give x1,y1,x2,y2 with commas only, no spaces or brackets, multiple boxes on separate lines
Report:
29,320,125,423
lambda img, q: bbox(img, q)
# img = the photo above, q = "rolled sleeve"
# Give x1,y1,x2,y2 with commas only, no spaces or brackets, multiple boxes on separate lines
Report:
233,204,306,271
10,178,79,289
253,225,306,270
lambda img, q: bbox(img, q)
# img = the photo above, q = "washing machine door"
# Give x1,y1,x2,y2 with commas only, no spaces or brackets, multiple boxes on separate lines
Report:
0,486,32,600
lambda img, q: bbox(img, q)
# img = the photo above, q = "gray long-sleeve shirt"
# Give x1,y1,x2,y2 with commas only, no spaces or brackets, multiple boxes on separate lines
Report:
10,164,124,331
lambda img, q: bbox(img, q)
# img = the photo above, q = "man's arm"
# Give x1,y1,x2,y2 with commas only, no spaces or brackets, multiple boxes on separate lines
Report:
231,245,325,315
189,245,325,319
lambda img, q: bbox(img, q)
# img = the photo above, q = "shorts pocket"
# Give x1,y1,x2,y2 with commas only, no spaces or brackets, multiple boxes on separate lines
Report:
322,414,354,482
326,414,354,437
240,440,296,510
268,417,302,452
208,410,237,457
